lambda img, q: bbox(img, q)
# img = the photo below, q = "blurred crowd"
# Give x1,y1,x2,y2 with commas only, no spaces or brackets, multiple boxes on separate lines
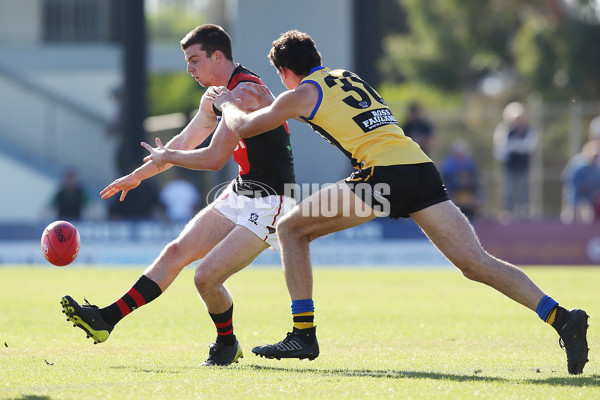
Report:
410,101,600,225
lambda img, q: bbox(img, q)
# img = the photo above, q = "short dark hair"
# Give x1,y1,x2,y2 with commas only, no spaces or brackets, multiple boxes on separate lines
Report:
180,24,233,61
268,30,322,76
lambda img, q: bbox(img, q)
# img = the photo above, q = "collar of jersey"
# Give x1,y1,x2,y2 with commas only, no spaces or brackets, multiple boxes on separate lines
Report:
307,66,326,76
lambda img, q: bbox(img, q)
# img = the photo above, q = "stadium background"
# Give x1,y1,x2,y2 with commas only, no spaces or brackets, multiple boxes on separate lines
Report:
1,0,599,266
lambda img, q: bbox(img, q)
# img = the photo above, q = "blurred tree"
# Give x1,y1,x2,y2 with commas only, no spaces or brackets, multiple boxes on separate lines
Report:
380,0,600,100
381,0,528,91
514,3,600,100
149,72,205,116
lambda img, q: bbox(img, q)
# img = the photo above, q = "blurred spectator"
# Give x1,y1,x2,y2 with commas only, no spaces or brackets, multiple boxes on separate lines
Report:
493,102,538,221
441,140,483,220
159,176,200,223
561,114,600,223
402,102,435,156
562,141,600,224
50,168,89,220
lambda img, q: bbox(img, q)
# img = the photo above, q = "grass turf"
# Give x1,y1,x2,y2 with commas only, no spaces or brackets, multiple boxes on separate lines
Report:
1,265,599,399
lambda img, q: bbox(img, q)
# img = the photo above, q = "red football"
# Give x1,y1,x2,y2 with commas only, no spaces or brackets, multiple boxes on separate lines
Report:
41,220,81,266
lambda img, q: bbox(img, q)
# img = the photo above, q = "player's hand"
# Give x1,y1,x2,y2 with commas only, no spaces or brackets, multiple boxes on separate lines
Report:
100,174,141,202
238,84,275,110
141,137,169,171
206,86,238,111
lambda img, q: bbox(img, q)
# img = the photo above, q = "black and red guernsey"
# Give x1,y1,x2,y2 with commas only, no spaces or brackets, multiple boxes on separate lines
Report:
213,64,295,197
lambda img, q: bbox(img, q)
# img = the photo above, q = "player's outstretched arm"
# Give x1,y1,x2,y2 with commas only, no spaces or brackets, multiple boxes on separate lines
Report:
100,96,218,202
141,123,238,172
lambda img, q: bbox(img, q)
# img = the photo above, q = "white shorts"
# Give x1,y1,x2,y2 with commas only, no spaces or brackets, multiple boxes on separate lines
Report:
213,188,296,250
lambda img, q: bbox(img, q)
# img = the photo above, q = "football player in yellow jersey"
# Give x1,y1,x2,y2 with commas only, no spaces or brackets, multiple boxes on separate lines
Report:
208,30,589,374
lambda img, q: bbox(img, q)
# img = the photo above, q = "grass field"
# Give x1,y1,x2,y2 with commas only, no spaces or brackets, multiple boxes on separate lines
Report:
1,265,599,399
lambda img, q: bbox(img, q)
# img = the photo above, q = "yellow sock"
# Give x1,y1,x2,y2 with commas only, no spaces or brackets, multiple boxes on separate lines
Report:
293,311,314,330
545,308,557,325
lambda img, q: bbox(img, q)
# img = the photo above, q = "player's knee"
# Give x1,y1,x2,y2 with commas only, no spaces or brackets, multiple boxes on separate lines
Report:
277,214,297,239
277,213,313,242
455,255,490,283
194,266,212,294
160,241,181,262
159,240,198,270
459,264,482,281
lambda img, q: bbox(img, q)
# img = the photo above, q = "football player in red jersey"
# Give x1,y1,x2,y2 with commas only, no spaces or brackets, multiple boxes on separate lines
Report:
60,24,295,367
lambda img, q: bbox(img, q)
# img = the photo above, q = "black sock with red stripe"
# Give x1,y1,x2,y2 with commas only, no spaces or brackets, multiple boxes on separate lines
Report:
209,305,236,346
99,275,162,326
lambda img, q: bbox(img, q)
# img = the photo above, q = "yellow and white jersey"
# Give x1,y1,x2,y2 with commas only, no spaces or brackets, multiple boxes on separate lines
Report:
300,66,431,169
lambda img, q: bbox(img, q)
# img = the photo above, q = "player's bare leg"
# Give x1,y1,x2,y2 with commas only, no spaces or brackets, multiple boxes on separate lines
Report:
194,225,269,366
62,204,236,344
253,181,376,360
194,225,268,312
279,181,377,301
410,200,544,310
144,205,236,290
411,200,589,374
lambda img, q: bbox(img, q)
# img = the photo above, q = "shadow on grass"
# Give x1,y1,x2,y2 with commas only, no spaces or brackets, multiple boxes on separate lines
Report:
7,396,52,400
107,361,600,387
525,375,600,387
247,364,600,387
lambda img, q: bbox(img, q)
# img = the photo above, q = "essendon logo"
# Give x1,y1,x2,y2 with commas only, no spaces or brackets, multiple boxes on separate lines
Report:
54,226,66,243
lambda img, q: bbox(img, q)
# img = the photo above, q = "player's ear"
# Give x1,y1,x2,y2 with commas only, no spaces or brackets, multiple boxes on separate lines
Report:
279,67,290,79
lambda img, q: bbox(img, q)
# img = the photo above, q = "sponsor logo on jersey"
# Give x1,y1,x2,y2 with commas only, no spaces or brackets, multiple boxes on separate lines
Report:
352,108,398,133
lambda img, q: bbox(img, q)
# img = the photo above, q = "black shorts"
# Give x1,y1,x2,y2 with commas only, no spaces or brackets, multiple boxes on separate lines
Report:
344,162,449,219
